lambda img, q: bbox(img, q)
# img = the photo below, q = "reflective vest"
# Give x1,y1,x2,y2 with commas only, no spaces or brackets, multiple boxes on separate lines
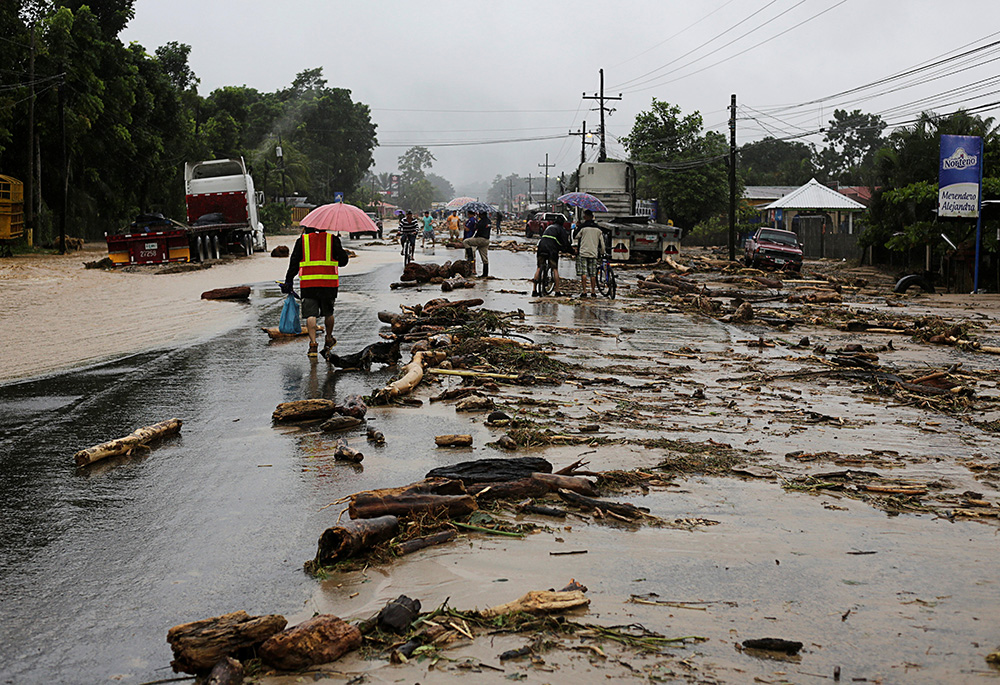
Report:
299,232,339,288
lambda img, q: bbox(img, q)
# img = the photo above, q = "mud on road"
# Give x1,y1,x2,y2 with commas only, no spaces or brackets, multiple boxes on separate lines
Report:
2,236,1000,684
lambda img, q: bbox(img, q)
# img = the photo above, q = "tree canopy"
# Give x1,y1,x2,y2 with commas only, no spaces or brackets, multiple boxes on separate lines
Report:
0,3,378,242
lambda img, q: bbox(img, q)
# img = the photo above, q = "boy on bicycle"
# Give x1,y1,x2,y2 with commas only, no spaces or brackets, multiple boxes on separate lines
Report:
575,210,605,298
398,210,419,256
531,217,573,297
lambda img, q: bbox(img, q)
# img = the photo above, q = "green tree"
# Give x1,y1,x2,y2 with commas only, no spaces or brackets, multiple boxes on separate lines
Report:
621,98,731,229
740,137,815,186
817,109,885,185
426,172,454,201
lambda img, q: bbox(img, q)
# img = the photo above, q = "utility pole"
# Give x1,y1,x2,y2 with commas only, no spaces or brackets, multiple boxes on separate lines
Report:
527,174,533,207
538,154,554,210
58,71,66,255
728,93,737,262
25,25,35,240
277,134,287,206
508,177,513,212
582,69,621,162
568,120,598,171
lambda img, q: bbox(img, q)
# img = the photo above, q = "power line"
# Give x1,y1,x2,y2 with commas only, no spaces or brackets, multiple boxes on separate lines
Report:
377,133,568,149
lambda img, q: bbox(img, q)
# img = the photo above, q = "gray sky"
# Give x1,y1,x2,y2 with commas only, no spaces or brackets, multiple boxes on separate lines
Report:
121,0,1000,192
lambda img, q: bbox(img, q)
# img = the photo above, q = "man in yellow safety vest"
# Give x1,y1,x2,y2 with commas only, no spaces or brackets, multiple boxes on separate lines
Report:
282,227,350,358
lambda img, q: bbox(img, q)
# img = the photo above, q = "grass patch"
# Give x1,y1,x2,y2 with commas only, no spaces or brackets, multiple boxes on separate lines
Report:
638,438,752,475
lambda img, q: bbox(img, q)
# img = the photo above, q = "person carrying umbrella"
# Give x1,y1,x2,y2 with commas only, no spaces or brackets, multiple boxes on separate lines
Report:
282,227,350,358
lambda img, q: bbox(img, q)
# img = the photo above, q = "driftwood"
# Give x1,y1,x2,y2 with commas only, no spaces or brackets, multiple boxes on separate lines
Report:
426,456,553,484
556,489,651,519
311,515,400,567
167,611,287,674
320,415,363,432
521,503,568,518
531,473,598,497
422,297,484,316
350,493,477,520
742,638,803,655
373,350,447,402
637,280,679,294
430,387,478,402
334,441,364,463
259,615,362,670
394,529,457,555
650,272,701,293
455,396,495,412
481,590,590,618
469,477,550,501
270,245,290,258
74,418,182,467
272,399,338,423
389,280,422,290
436,434,473,447
204,656,243,685
334,395,368,419
201,286,251,300
442,276,475,292
262,325,314,339
328,340,400,370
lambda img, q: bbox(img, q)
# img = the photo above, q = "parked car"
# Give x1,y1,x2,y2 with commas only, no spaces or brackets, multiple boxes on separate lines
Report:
744,228,804,271
525,212,567,238
352,212,383,240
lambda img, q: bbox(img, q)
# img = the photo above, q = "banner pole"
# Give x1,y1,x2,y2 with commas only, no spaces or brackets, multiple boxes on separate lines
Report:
974,150,984,293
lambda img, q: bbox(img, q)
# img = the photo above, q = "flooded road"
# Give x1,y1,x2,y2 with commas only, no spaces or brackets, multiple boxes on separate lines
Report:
2,241,998,683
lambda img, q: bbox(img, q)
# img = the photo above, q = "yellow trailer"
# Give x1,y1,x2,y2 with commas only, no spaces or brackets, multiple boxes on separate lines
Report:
0,175,24,255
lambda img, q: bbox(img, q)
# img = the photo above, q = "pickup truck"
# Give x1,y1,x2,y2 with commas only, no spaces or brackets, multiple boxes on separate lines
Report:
744,228,804,272
525,212,567,238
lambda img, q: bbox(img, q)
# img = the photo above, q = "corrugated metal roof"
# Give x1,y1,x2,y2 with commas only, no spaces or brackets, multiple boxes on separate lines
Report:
744,186,799,201
763,178,866,211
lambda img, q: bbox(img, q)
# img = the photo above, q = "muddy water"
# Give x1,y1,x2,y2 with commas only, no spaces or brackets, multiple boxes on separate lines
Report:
2,242,998,683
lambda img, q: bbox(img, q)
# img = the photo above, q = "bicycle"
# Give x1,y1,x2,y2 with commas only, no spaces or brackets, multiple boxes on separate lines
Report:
537,257,556,296
596,254,616,299
401,233,415,265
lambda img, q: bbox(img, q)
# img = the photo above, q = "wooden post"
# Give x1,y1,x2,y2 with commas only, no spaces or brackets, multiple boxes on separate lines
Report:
74,418,182,467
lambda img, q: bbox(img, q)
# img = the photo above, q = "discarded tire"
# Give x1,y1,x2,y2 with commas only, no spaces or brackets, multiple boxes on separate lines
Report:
893,274,935,294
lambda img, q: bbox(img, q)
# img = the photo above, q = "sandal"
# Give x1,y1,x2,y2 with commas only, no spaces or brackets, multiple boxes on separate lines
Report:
307,342,318,357
320,337,336,357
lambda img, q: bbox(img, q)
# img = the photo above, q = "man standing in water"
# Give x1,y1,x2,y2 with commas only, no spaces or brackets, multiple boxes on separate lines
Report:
282,227,350,358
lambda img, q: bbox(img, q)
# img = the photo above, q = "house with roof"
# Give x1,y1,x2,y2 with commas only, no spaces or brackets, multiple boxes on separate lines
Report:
759,179,868,260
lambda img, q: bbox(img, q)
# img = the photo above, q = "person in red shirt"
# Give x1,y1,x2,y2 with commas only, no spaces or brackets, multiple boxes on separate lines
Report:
282,228,350,358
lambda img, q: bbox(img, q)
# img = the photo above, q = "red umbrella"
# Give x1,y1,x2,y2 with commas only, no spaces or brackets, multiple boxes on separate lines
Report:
299,202,378,233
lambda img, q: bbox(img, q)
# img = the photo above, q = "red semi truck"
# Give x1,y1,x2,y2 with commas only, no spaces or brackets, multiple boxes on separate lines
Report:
106,158,266,266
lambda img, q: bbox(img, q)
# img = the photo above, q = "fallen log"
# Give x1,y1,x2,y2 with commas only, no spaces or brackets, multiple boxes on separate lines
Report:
272,399,338,423
531,473,598,497
441,276,475,292
430,387,478,402
334,395,368,419
311,515,400,567
350,492,477,520
521,503,568,518
74,418,182,467
201,286,251,300
436,434,473,447
481,590,590,618
270,245,290,258
167,611,287,674
393,529,457,556
204,656,243,685
373,350,447,403
389,280,422,290
334,441,364,463
637,280,679,294
469,477,549,501
556,489,651,519
320,415,363,432
455,396,495,412
262,325,314,339
426,456,553,484
259,615,362,671
422,297,484,316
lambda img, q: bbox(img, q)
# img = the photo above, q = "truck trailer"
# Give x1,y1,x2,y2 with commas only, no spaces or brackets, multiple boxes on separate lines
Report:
105,158,266,266
576,161,680,263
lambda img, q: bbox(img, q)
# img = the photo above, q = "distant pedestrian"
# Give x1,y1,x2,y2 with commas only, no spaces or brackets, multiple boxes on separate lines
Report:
494,210,502,236
575,212,605,298
446,212,461,240
421,210,435,247
398,209,419,256
282,227,350,357
464,210,492,277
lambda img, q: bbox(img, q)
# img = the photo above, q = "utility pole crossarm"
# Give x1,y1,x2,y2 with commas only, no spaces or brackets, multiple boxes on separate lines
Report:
582,69,622,163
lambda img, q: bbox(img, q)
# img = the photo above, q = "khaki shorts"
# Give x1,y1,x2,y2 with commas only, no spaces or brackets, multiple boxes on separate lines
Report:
301,291,337,318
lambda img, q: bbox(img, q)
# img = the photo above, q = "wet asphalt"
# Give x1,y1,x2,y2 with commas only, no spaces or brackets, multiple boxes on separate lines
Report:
0,242,712,683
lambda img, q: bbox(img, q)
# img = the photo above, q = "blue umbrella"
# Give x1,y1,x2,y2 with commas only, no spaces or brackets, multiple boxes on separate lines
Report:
557,192,609,213
458,200,495,215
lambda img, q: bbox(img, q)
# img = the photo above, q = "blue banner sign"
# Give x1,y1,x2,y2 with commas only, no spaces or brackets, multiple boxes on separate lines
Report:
938,135,982,218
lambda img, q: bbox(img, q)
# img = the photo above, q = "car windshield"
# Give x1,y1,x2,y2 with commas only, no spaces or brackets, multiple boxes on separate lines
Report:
759,230,798,247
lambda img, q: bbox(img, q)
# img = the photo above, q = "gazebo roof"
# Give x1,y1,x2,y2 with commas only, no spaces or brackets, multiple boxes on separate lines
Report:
763,178,866,211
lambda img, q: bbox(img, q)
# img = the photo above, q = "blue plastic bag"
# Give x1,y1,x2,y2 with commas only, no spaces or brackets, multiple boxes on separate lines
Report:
278,292,300,334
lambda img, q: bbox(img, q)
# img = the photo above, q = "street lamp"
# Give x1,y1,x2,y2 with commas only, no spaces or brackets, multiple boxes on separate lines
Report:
276,139,287,206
